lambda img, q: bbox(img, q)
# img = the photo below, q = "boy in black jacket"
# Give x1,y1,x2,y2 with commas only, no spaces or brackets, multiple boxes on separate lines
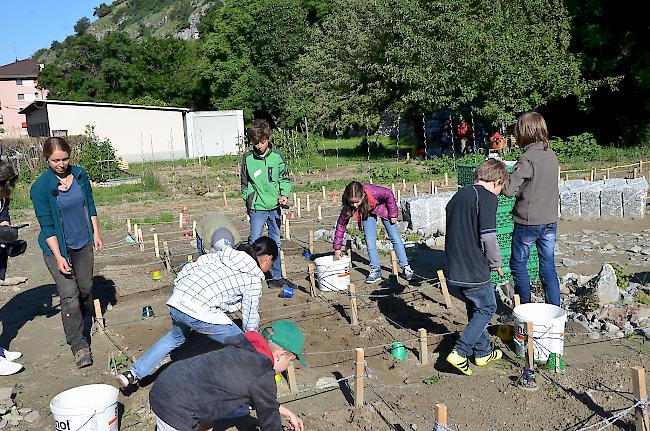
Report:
444,159,508,376
149,320,306,431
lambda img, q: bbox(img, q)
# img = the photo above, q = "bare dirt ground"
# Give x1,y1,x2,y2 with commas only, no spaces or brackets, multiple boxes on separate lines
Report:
1,165,649,431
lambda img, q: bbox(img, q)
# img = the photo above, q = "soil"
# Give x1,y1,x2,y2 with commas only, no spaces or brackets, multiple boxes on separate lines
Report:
1,166,649,431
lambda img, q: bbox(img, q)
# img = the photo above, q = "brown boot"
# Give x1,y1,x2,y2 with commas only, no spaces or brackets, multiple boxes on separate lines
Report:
75,348,93,369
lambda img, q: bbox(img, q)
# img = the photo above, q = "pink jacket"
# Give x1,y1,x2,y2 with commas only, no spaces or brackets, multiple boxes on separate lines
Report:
333,184,399,250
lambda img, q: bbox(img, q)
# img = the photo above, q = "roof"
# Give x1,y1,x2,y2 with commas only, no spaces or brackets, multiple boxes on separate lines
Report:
0,59,41,79
19,99,190,115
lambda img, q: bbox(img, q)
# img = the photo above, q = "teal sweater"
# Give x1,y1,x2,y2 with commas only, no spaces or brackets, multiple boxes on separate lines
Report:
30,166,97,260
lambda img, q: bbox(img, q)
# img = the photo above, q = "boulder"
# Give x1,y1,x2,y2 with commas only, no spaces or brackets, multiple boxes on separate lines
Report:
595,264,619,305
600,187,624,218
623,178,648,219
0,387,13,401
580,182,603,219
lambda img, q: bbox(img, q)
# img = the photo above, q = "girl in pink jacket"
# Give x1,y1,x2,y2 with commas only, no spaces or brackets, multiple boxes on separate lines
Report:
333,181,413,283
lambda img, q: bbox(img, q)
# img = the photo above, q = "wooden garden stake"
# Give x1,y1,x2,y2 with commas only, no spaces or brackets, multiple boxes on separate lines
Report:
317,205,322,221
139,228,144,252
306,194,311,212
590,169,595,182
430,180,435,194
179,213,184,228
293,192,297,207
525,322,535,369
369,177,373,184
309,231,314,254
308,263,316,297
419,328,428,365
514,294,521,307
390,250,399,278
285,219,291,240
634,168,638,179
127,218,131,234
631,367,649,431
192,220,197,238
434,185,438,194
437,270,452,309
397,189,401,204
287,361,298,394
406,152,410,161
154,233,160,258
606,168,611,179
322,185,326,200
163,241,171,272
444,172,449,186
413,183,418,196
93,299,104,329
640,160,644,172
187,255,192,262
402,178,406,189
133,223,138,240
297,198,301,218
349,283,359,325
280,250,287,278
436,404,448,428
355,348,365,407
222,191,228,208
564,173,569,181
391,183,396,196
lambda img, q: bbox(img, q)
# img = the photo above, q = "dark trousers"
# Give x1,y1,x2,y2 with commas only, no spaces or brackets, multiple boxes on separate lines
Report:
44,242,94,354
0,252,7,280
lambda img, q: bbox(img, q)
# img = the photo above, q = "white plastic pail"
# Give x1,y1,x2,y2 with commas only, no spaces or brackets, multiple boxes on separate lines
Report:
314,255,350,291
50,384,119,431
513,303,567,362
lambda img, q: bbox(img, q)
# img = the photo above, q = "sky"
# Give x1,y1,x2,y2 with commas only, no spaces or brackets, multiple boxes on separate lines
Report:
0,0,100,66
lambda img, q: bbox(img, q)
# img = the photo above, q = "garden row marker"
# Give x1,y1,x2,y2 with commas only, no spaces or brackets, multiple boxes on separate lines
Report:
590,169,595,182
437,270,452,309
634,168,638,179
640,159,644,172
163,241,171,272
631,367,649,430
187,255,192,262
237,163,241,178
397,189,401,204
322,185,326,200
390,251,399,279
222,191,228,208
306,195,311,212
179,213,183,228
413,183,418,196
133,223,139,241
514,294,521,307
406,152,410,161
526,322,535,370
127,219,132,234
444,173,449,186
317,205,322,221
349,283,359,325
308,264,316,297
285,219,291,240
309,231,314,254
369,177,373,184
436,404,448,428
280,250,287,278
419,328,428,365
606,168,611,179
287,361,298,394
430,180,435,194
297,198,302,218
354,348,365,407
293,192,297,207
391,183,396,196
402,178,406,189
154,233,160,258
192,220,197,238
139,228,144,252
93,299,104,329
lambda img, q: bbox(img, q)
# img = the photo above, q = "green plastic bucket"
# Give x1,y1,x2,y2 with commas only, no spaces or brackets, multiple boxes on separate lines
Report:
390,342,407,360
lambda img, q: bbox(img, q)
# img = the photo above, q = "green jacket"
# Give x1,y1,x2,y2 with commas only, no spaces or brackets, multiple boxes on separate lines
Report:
240,148,291,211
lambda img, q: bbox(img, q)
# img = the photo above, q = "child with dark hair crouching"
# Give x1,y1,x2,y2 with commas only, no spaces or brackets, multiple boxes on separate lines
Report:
444,159,508,376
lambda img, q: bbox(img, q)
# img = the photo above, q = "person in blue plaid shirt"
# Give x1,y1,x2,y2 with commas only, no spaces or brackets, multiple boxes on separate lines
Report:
116,236,278,392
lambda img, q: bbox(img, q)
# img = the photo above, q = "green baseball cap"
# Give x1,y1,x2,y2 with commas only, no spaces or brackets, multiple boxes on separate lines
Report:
262,320,307,367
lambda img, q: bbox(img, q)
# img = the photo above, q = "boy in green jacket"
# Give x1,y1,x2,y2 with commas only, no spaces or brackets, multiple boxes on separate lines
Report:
241,119,291,289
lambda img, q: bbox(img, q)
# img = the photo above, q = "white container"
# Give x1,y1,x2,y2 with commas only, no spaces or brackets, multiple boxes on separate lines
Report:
314,255,350,291
513,303,567,362
50,384,119,431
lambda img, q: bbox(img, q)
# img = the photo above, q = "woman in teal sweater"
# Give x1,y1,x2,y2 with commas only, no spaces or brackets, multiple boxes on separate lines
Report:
30,137,103,368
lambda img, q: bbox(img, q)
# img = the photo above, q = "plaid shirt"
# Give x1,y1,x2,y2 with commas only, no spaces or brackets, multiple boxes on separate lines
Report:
166,248,264,331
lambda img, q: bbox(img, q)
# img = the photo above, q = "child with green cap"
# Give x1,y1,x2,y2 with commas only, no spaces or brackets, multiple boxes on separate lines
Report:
149,319,306,431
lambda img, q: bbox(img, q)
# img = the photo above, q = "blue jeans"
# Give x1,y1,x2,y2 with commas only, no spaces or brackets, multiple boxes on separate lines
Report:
131,307,242,380
248,209,282,279
362,215,409,272
452,282,496,358
510,222,560,306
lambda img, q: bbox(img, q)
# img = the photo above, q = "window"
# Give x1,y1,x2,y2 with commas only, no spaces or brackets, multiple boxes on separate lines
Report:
16,79,23,86
17,94,25,100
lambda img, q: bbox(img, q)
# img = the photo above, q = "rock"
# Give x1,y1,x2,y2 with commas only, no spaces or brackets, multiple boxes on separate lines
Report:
627,245,643,254
595,264,619,305
0,387,13,401
0,419,6,429
580,182,603,219
601,187,624,219
24,411,40,423
588,331,601,340
562,258,580,267
425,237,437,249
615,331,625,338
560,184,582,219
603,243,615,251
17,408,31,415
623,322,634,336
603,322,620,334
623,178,648,218
314,376,339,389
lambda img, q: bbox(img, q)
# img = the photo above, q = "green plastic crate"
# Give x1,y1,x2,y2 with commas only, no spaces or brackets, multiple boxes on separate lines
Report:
457,163,480,187
496,208,514,235
491,264,540,286
498,195,516,207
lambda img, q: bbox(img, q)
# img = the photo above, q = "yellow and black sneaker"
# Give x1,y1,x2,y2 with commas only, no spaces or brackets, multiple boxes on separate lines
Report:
446,350,472,376
474,349,503,366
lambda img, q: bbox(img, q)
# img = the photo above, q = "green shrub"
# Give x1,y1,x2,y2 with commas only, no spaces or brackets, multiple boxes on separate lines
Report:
549,133,603,163
78,129,120,182
368,165,418,182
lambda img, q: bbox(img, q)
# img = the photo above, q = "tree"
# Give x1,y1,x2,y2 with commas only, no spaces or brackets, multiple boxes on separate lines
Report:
93,3,112,18
289,0,590,130
74,17,91,36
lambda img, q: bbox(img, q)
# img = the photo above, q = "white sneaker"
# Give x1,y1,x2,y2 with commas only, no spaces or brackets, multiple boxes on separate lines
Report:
1,349,22,361
0,357,23,376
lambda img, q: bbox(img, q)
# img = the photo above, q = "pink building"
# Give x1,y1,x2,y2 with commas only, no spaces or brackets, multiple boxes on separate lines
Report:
0,60,47,137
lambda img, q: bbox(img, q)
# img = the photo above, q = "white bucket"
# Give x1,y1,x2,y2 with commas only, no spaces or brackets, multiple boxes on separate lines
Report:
314,255,350,291
513,303,567,362
50,384,119,431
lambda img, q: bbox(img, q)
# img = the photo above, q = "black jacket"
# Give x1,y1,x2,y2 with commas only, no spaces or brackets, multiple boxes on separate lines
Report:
149,334,281,431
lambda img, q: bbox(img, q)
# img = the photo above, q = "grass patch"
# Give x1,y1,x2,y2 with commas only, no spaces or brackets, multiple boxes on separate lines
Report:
130,212,174,225
637,291,650,306
8,183,32,210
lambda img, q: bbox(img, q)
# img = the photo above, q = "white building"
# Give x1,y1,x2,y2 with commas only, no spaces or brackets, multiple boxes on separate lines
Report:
20,100,245,162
